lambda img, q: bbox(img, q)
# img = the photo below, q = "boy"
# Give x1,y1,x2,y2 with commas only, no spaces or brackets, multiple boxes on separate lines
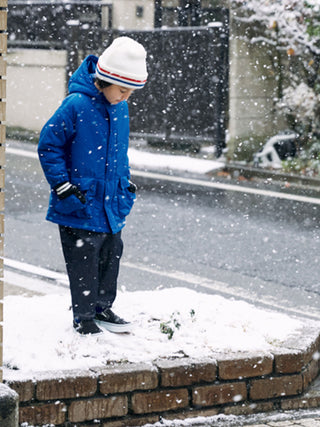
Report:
38,37,148,335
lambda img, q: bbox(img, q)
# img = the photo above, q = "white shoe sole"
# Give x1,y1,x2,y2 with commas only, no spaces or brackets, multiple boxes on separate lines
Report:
96,320,132,334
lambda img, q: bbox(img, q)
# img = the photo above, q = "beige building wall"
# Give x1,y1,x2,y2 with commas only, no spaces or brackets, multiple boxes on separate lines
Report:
108,0,154,30
228,9,286,157
228,36,278,138
6,49,66,132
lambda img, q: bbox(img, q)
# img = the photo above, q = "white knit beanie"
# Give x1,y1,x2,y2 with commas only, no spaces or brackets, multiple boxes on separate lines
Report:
96,36,148,90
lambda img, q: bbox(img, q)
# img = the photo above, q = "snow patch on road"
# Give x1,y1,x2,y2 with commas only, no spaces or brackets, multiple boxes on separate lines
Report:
128,147,223,174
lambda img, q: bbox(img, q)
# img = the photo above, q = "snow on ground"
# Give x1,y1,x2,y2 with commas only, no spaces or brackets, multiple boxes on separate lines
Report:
128,147,223,174
3,286,308,377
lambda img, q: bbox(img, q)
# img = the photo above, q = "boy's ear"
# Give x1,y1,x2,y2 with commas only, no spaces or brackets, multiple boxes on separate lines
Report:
94,80,102,91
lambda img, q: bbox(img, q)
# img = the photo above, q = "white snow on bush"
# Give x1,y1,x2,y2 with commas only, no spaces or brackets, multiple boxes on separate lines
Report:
3,287,306,376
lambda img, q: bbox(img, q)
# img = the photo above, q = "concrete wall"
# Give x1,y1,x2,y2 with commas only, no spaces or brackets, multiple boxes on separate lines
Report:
229,37,278,139
109,0,154,30
227,11,286,158
6,49,66,132
0,384,19,427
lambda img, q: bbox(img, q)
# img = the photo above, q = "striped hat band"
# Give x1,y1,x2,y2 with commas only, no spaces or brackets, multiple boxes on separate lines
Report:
96,62,147,89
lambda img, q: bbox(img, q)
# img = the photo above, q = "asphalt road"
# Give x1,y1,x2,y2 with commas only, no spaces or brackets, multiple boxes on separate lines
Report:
4,140,320,321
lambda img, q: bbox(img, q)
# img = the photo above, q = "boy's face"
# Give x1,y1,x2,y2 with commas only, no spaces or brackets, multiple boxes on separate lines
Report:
101,84,134,105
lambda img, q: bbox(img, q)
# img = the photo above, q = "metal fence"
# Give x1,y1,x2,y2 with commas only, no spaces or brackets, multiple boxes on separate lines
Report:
7,3,229,155
7,1,111,48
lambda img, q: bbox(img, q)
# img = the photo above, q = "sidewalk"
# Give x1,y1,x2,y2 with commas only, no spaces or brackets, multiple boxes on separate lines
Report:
242,414,320,427
244,419,320,426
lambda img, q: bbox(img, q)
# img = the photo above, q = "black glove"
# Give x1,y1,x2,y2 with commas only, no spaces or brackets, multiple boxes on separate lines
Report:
54,181,86,204
128,180,137,193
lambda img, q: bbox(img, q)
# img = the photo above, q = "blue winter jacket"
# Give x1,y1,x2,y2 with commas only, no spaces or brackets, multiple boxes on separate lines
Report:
38,55,136,234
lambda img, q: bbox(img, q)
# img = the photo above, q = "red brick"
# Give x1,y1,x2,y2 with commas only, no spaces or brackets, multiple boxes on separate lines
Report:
273,331,320,374
157,358,216,387
274,350,308,374
99,363,158,394
36,372,97,400
69,396,128,422
302,357,320,389
250,374,303,400
192,382,247,407
6,379,35,402
218,355,273,380
19,402,66,426
132,388,189,414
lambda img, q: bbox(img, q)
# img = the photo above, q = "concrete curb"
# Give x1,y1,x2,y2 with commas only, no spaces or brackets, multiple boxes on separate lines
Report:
223,163,320,184
0,383,19,427
217,163,320,194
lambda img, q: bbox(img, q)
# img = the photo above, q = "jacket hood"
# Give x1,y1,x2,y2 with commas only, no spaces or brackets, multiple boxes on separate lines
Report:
68,55,100,97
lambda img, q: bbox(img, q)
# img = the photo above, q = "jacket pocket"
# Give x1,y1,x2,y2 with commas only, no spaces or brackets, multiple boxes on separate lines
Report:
55,193,87,215
114,176,136,218
54,178,96,218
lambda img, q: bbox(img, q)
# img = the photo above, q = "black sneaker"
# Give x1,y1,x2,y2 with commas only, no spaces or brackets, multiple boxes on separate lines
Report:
95,308,132,333
73,319,102,335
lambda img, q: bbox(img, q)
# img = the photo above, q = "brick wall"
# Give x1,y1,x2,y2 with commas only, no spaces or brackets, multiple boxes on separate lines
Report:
0,0,6,384
5,337,320,427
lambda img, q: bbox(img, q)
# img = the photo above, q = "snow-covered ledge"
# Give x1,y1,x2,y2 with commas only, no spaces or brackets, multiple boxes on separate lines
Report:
4,323,320,426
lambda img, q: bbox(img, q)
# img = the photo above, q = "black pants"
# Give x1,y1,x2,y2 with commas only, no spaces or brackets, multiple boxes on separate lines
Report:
59,225,123,321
